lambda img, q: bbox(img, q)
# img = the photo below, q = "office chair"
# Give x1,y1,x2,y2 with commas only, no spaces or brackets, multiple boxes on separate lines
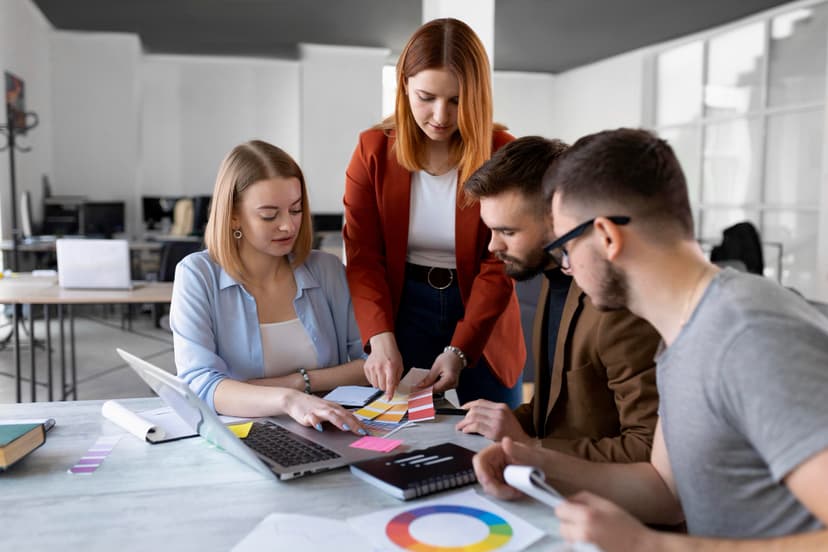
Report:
710,221,764,275
153,239,204,328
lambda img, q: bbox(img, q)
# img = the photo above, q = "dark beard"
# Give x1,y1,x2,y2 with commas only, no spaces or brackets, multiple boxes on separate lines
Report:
497,252,546,281
594,258,628,311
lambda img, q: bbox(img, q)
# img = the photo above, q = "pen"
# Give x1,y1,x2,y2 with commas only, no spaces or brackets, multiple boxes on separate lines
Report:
435,407,467,416
384,420,415,438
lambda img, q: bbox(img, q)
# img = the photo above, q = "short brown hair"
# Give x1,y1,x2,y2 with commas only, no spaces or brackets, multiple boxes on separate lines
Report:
464,136,568,215
204,140,313,283
380,18,496,193
548,128,694,239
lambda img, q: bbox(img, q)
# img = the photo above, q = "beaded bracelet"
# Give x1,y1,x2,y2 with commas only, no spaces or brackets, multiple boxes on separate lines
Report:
298,367,311,394
443,345,468,369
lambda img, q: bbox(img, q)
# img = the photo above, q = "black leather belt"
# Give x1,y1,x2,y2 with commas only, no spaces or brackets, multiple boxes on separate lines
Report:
406,263,457,290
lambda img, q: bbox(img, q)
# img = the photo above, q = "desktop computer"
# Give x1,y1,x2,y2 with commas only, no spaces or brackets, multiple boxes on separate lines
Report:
81,201,126,238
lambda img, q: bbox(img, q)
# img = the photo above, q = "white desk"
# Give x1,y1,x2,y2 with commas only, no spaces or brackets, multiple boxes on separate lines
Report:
0,275,173,402
0,398,566,551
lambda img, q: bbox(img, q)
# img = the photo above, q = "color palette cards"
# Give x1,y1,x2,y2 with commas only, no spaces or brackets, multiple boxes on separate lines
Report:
68,434,122,474
407,386,435,421
355,391,408,422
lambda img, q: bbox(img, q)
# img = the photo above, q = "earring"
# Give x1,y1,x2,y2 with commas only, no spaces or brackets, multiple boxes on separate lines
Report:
233,229,243,239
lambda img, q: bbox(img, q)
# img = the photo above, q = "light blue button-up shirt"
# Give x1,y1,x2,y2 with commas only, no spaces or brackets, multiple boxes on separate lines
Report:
169,249,365,412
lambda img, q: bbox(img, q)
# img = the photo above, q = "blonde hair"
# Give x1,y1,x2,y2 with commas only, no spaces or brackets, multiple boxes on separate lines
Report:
379,18,499,199
204,140,313,283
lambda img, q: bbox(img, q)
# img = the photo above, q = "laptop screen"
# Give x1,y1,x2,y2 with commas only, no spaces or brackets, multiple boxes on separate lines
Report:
116,348,277,480
57,239,132,289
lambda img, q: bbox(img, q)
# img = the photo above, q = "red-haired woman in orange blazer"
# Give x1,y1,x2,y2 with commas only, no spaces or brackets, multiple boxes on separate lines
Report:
343,18,526,407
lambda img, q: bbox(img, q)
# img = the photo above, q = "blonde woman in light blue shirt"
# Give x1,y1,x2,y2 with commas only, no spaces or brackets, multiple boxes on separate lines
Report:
170,140,367,434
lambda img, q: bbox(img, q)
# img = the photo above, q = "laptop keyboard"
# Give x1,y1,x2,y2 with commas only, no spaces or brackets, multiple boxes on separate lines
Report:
243,421,341,468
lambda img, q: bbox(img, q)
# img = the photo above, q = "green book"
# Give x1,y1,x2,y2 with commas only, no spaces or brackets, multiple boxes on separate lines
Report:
0,423,46,471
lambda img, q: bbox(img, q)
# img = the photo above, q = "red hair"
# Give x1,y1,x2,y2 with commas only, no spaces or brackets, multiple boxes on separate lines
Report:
379,18,498,199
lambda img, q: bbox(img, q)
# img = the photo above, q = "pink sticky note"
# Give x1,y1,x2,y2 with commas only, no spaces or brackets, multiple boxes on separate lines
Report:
349,436,403,453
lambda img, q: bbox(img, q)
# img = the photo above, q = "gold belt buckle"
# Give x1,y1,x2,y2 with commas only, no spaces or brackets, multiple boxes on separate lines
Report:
427,267,453,290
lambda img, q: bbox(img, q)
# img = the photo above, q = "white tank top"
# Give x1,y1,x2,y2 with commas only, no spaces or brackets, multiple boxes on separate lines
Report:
260,318,318,377
406,169,457,269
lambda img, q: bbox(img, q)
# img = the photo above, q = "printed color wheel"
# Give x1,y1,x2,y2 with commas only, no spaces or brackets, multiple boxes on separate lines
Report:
386,504,513,551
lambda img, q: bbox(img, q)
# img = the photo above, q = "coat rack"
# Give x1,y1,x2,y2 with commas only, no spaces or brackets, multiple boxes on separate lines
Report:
0,108,39,271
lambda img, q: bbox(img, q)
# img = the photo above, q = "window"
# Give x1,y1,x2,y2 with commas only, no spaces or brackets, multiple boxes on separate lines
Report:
650,2,828,300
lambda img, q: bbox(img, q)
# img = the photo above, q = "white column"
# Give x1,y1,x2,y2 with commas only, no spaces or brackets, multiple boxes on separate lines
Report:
299,44,389,213
422,0,495,66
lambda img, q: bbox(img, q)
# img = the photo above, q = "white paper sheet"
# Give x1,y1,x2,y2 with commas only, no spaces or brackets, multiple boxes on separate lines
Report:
504,465,564,508
231,513,380,552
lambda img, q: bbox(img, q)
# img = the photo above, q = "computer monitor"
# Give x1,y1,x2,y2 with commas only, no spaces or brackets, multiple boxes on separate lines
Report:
82,201,125,238
142,196,180,231
312,213,344,233
191,195,212,236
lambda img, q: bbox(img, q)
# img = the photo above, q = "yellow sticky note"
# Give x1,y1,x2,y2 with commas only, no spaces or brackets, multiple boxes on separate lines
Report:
227,421,253,438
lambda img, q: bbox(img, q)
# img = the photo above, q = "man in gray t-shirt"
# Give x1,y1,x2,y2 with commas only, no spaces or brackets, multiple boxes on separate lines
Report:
659,268,828,537
472,128,828,551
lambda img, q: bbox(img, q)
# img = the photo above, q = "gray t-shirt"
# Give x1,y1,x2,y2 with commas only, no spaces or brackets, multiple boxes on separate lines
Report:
657,268,828,538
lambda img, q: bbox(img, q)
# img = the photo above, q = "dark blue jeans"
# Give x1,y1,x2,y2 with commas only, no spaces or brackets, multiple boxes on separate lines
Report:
395,275,522,409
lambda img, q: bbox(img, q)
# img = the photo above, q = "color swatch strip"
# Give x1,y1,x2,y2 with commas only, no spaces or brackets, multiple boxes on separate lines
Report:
68,435,122,474
355,391,408,420
407,386,435,421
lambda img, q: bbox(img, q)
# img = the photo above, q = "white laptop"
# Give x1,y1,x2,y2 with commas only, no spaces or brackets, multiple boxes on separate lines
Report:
116,348,394,481
56,238,134,290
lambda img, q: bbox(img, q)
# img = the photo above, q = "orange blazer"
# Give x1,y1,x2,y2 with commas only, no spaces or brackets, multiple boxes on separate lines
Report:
343,128,526,387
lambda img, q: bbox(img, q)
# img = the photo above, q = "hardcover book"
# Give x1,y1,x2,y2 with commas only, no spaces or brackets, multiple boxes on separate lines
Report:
0,422,46,471
349,442,477,500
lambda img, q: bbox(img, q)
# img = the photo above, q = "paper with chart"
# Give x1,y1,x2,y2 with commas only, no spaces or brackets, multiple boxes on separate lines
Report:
348,488,544,551
233,490,545,552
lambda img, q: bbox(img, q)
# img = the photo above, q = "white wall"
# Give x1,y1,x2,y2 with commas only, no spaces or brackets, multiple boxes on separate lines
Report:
493,71,556,138
0,0,53,242
140,55,300,231
422,0,495,64
50,31,141,234
549,50,647,143
300,44,388,213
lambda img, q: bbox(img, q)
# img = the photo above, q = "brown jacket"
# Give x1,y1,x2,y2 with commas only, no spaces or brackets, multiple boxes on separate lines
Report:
514,276,660,462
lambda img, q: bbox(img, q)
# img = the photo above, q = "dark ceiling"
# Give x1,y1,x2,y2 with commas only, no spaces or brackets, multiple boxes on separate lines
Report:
33,0,796,73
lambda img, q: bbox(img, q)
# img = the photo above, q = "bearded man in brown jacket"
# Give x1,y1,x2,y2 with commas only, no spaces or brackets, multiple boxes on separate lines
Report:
458,136,660,462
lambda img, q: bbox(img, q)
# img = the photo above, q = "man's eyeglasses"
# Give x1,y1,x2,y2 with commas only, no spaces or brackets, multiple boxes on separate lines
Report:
544,216,631,270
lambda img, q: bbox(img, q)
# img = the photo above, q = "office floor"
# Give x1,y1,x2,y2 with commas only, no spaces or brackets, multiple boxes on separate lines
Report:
0,307,535,405
0,307,174,404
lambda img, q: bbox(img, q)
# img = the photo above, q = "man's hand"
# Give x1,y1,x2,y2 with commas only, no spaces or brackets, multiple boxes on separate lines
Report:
473,436,553,500
364,332,403,399
415,350,463,393
456,399,532,443
555,491,658,552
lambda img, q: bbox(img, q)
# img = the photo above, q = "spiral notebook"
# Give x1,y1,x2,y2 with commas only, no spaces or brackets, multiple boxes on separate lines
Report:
349,442,477,500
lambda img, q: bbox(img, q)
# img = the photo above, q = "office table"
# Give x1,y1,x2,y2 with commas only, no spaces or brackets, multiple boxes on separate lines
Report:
0,275,173,402
0,398,567,552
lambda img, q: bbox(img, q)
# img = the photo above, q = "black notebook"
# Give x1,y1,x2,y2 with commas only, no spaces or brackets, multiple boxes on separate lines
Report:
349,442,477,500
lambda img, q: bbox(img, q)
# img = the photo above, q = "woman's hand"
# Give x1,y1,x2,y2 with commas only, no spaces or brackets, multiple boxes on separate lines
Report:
282,390,367,435
416,350,463,393
365,332,404,398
